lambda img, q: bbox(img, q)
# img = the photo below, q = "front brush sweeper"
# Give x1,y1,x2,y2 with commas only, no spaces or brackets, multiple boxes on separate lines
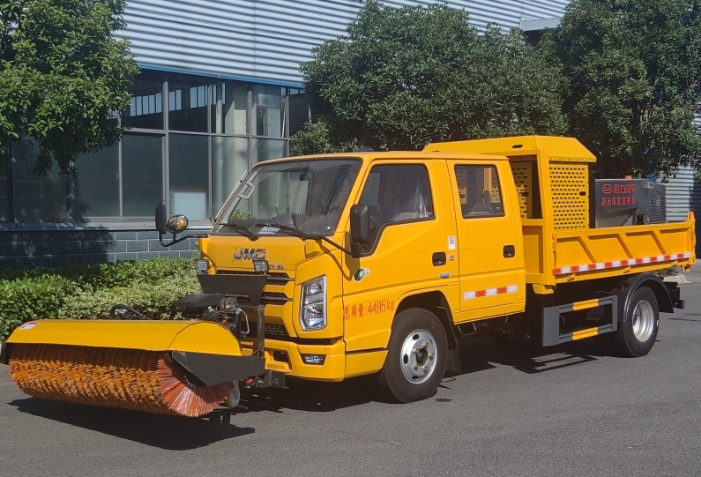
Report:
1,269,284,417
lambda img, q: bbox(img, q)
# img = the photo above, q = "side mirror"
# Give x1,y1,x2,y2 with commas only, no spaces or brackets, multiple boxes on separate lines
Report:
350,204,371,246
155,201,167,234
155,202,205,248
166,215,189,234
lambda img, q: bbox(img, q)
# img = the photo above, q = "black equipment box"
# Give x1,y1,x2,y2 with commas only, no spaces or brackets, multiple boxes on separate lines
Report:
593,179,666,227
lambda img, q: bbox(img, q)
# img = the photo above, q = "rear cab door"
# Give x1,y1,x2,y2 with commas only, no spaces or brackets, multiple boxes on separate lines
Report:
447,159,526,321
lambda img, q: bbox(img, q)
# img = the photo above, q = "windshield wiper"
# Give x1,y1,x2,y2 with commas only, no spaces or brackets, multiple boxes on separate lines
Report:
220,222,258,239
252,222,353,254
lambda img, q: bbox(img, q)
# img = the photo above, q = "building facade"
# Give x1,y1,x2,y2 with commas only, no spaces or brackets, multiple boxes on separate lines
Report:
0,0,569,267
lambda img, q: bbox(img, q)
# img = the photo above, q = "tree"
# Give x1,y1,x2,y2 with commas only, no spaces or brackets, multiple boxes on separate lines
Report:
553,0,701,177
290,121,356,156
0,0,139,175
296,0,566,154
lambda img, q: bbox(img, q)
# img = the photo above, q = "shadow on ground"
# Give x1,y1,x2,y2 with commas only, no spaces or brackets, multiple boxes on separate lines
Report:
8,397,254,450
6,334,620,446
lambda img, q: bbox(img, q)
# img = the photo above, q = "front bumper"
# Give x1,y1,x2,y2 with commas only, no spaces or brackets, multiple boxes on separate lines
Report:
242,338,346,382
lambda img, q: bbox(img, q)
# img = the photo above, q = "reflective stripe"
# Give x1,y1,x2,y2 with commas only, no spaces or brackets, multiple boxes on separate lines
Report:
464,285,518,300
553,252,692,275
571,327,600,341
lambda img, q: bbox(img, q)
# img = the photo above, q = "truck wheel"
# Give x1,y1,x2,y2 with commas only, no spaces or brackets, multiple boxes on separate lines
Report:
378,308,448,403
613,287,659,357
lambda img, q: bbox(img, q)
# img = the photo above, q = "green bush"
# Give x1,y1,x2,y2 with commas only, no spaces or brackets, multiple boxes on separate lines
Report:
0,275,78,341
0,258,200,340
61,276,201,319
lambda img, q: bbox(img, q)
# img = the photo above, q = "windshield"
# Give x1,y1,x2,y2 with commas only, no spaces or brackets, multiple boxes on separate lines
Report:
214,158,361,236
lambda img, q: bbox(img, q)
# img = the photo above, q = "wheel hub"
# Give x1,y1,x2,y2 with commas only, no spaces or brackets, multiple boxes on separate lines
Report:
400,330,437,384
632,299,655,342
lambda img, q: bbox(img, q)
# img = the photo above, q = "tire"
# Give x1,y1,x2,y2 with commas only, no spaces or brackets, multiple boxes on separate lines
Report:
612,286,659,357
378,308,448,403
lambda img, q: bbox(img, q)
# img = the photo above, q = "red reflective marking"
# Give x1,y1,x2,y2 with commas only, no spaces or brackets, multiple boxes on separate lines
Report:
475,290,487,297
496,287,507,294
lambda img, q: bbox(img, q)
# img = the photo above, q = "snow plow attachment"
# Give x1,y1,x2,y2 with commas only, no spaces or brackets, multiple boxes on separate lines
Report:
2,319,265,417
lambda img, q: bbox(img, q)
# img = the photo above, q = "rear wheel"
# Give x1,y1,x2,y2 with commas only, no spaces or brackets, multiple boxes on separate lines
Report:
613,287,659,357
378,308,448,403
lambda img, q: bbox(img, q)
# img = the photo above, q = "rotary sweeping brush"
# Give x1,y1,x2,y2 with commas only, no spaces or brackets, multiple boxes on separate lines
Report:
3,319,267,417
9,344,234,417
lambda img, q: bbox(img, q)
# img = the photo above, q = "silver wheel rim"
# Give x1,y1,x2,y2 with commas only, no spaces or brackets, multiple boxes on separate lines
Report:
632,300,655,342
399,329,437,385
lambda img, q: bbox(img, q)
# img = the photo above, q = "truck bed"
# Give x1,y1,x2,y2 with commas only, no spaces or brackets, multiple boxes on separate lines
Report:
523,213,695,291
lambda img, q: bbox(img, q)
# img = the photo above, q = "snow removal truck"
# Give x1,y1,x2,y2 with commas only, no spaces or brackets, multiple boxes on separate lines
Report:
1,136,694,417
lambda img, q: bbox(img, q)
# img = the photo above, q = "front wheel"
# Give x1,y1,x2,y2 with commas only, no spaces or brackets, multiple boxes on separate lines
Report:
612,287,659,357
378,308,448,403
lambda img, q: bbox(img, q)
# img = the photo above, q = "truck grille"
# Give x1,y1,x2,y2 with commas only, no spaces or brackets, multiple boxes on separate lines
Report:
217,271,292,285
247,323,289,338
264,324,288,336
216,271,292,304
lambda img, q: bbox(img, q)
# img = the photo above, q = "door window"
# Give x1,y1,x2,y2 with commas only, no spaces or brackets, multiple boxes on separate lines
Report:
359,164,434,244
454,165,504,218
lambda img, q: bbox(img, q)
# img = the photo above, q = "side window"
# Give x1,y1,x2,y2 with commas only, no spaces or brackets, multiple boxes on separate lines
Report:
359,164,434,243
455,165,504,218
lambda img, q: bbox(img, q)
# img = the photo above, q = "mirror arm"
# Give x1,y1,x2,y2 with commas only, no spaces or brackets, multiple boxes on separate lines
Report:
309,235,356,256
159,231,209,248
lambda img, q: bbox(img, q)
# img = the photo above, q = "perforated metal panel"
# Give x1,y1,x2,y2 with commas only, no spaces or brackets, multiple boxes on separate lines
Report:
510,162,533,219
550,164,589,230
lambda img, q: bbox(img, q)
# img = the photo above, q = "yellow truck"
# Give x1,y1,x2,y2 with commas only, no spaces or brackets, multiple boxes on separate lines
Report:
1,136,695,416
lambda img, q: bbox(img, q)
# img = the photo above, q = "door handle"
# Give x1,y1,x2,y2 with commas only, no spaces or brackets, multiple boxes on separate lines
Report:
503,245,516,258
432,252,447,266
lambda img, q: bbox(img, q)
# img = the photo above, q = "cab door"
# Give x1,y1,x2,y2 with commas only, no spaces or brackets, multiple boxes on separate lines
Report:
447,161,525,320
342,160,455,352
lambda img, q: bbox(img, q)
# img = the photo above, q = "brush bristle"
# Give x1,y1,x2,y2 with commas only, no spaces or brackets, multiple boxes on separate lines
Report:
8,344,233,417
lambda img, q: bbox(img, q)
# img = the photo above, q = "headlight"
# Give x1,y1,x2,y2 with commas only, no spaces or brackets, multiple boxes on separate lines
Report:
300,276,327,330
195,259,209,274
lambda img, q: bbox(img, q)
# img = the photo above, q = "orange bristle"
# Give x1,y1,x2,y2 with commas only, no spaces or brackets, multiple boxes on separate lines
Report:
8,344,233,417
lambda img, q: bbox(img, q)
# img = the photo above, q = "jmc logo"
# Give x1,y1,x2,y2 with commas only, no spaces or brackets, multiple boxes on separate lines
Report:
232,248,267,261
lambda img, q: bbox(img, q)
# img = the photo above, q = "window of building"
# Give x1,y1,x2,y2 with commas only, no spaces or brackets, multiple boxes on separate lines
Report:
358,164,434,243
211,81,248,135
74,145,120,218
0,160,8,222
289,88,309,136
253,85,285,137
168,75,209,132
254,138,286,163
13,138,69,222
123,71,164,130
0,72,306,224
169,134,209,220
454,165,504,218
212,136,248,216
122,134,163,217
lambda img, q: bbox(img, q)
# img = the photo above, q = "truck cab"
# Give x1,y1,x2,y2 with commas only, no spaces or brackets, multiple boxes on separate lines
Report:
197,150,527,401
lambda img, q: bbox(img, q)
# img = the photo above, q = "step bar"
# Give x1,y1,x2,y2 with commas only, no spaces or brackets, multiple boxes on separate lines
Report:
542,296,618,347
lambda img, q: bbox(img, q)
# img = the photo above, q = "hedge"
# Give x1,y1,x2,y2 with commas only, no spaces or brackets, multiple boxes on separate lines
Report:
0,258,200,340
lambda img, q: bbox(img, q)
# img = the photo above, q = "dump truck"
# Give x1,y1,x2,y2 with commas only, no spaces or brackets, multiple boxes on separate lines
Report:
1,136,695,416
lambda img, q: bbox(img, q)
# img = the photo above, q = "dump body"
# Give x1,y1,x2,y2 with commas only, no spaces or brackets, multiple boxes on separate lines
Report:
425,135,696,293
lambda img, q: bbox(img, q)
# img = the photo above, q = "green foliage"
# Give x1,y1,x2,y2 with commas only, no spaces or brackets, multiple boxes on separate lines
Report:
0,258,199,340
0,275,78,341
0,0,140,175
290,121,356,156
61,277,200,320
300,0,565,152
553,0,701,177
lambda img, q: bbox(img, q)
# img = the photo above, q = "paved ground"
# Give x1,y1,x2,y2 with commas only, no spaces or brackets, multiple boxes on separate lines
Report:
2,277,701,477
